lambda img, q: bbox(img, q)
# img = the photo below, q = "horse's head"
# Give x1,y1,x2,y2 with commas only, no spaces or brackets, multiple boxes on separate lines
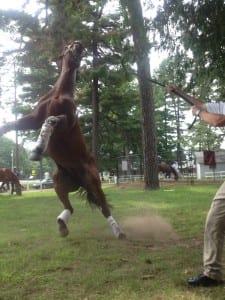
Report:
59,41,84,69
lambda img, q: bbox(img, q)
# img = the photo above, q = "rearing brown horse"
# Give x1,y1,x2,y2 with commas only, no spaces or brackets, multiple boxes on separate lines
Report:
0,41,125,239
0,168,22,195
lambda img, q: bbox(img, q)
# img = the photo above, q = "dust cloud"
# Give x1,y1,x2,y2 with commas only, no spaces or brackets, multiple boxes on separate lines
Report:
121,213,178,243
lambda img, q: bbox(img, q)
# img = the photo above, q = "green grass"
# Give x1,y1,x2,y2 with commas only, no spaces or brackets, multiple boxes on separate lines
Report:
0,184,225,300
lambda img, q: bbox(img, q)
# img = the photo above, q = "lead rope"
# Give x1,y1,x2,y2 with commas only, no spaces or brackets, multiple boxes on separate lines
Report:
146,77,197,130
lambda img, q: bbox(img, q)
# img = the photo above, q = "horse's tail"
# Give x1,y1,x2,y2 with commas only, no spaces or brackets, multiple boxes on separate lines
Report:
170,166,179,181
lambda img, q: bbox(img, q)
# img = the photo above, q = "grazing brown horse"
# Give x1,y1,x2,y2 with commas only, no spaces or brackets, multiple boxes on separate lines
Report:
0,41,125,239
0,168,22,195
158,163,179,181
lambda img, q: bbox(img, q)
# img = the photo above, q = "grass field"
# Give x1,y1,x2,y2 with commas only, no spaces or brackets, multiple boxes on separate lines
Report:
0,184,225,300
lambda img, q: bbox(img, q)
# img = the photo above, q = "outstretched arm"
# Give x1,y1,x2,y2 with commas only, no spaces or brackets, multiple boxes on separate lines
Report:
192,106,225,127
166,85,225,127
166,85,207,110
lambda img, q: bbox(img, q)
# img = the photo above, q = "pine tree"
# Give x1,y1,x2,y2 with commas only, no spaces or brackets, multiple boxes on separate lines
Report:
120,0,159,189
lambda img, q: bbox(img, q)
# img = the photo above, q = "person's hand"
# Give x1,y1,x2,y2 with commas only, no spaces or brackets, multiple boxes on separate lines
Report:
192,105,201,116
166,85,178,93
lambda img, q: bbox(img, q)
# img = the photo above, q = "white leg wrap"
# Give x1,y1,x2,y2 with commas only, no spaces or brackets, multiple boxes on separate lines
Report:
33,116,59,153
107,216,124,239
57,209,71,225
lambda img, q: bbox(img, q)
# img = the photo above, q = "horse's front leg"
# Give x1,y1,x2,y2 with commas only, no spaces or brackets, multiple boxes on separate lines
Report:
0,114,42,137
30,116,63,161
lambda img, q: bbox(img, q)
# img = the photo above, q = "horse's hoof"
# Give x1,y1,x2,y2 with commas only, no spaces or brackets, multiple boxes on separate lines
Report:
30,147,43,161
118,232,126,240
57,219,69,237
30,152,42,161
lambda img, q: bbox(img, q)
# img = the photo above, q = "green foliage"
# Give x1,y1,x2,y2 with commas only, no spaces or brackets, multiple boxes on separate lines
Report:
0,136,56,178
2,0,225,174
0,0,141,172
153,1,225,155
152,47,225,156
188,122,224,151
0,136,32,176
155,0,225,82
0,136,15,168
153,56,191,162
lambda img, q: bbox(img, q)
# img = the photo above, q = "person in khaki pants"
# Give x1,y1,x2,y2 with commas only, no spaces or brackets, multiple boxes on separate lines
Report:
167,85,225,287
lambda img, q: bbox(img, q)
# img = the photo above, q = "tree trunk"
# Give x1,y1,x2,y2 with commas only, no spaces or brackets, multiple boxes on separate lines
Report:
123,0,159,189
91,40,99,167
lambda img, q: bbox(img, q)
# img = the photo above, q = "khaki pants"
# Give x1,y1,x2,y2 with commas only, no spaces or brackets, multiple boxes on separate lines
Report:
204,181,225,280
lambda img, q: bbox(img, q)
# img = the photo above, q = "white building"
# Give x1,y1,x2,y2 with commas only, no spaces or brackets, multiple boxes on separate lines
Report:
195,151,225,179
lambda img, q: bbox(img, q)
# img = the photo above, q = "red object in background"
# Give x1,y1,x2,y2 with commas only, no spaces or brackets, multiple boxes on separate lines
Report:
203,151,216,166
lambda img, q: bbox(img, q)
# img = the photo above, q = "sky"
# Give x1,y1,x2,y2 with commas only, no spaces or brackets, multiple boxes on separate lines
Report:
0,0,40,13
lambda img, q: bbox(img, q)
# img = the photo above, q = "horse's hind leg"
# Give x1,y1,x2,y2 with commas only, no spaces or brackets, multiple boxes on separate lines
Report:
89,191,126,240
53,170,74,237
84,170,126,239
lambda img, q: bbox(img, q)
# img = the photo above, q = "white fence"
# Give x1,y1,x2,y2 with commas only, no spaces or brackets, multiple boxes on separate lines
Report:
20,180,39,190
204,171,225,179
106,175,180,184
107,175,144,184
